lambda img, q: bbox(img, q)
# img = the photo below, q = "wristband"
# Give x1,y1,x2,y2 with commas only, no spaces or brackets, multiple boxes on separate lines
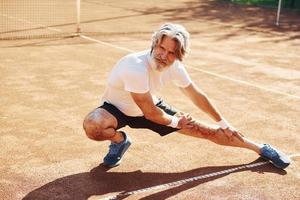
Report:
168,116,179,128
218,119,229,130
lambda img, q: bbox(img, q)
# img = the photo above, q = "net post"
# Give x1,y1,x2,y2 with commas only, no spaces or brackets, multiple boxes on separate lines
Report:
76,0,81,34
275,0,282,26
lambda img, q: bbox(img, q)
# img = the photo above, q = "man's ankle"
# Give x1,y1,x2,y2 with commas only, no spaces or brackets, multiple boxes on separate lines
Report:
111,131,125,143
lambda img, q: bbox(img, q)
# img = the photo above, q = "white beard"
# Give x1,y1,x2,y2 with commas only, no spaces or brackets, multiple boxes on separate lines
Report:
150,52,167,72
149,52,158,70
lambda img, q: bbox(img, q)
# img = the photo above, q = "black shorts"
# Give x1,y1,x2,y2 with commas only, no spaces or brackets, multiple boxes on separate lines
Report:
98,99,179,136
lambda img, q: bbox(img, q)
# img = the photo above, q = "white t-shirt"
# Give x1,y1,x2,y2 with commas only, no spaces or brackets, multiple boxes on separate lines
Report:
101,50,192,116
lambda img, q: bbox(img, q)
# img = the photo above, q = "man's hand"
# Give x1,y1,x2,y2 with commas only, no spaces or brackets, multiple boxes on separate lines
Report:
176,112,194,129
222,127,244,143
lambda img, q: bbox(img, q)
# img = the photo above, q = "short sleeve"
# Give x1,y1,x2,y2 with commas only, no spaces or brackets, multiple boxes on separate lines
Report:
171,62,192,88
120,65,150,93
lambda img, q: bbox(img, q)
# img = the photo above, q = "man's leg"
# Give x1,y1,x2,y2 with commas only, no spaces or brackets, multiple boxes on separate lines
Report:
177,119,262,154
155,100,261,155
83,107,125,142
177,116,291,169
83,107,131,167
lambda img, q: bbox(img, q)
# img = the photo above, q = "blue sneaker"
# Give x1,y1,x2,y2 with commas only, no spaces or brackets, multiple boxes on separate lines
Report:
260,144,291,169
103,131,132,167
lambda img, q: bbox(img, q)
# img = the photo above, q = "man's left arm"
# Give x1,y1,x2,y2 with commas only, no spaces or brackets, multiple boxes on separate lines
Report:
180,82,222,122
180,82,244,142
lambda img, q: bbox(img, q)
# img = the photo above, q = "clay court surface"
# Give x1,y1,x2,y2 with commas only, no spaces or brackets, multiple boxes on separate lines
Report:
1,0,300,199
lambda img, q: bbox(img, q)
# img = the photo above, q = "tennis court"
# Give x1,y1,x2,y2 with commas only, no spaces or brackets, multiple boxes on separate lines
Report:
1,0,300,199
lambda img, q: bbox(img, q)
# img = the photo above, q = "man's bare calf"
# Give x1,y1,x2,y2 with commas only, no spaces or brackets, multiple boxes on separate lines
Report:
178,119,263,154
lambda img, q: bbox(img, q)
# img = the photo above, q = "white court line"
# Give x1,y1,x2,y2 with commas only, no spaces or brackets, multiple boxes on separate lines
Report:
290,154,300,158
80,35,134,53
80,34,300,100
187,65,300,100
97,153,299,200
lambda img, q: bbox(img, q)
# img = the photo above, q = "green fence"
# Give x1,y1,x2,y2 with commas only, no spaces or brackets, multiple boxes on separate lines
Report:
223,0,300,9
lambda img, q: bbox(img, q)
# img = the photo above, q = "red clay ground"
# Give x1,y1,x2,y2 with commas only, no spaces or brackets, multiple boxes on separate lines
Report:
1,0,300,199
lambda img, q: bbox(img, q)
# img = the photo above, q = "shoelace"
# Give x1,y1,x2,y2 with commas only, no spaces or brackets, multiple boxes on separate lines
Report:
108,143,120,155
265,146,277,158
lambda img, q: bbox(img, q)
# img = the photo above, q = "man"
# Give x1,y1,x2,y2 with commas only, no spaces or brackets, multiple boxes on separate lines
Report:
83,23,291,169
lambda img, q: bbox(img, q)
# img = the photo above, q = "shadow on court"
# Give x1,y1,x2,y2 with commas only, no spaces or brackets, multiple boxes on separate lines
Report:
142,0,300,41
23,158,286,200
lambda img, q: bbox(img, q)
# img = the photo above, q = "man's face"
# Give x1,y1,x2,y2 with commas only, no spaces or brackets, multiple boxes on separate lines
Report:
152,36,177,71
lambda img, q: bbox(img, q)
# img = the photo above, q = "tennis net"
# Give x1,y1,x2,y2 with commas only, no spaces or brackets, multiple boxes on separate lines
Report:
0,0,80,40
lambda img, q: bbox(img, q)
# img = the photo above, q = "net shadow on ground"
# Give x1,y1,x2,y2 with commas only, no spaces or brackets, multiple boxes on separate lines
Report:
22,158,286,200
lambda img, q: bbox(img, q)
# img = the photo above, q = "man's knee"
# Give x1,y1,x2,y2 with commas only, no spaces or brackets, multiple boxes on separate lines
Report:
83,113,110,141
83,108,118,141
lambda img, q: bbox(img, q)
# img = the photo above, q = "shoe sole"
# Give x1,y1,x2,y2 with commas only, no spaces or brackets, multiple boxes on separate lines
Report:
260,151,291,169
103,160,122,168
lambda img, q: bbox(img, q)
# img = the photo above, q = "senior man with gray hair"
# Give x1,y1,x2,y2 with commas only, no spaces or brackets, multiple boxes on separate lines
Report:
83,23,290,169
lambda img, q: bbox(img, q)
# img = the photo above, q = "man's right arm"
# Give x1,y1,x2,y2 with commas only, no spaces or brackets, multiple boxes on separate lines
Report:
130,92,192,129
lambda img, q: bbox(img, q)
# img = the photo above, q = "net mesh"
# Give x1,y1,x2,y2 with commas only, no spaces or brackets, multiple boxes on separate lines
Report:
0,0,78,40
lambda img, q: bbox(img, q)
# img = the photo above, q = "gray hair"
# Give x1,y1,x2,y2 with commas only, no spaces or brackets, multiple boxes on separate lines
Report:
151,23,190,61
